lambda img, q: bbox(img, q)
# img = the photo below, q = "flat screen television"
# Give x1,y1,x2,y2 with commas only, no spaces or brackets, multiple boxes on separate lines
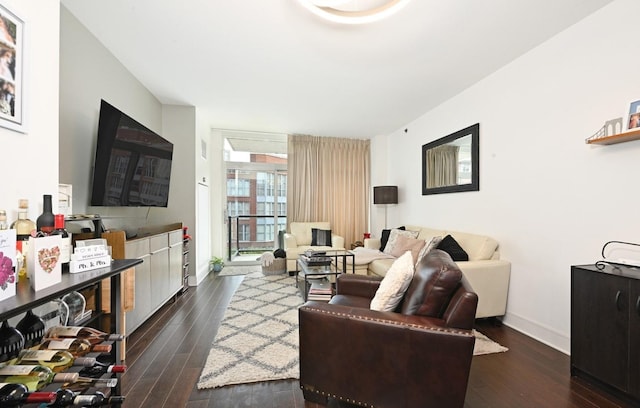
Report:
90,100,173,207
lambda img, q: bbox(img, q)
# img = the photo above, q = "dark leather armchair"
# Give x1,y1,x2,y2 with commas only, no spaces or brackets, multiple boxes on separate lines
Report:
299,249,478,408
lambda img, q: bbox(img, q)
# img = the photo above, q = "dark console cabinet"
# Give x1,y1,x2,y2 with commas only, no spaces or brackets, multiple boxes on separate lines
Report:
571,264,640,402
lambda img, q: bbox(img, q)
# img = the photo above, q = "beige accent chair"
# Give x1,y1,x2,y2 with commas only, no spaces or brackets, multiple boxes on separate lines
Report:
283,222,345,272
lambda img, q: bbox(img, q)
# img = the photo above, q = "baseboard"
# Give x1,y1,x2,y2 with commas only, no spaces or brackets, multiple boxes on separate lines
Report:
501,312,570,355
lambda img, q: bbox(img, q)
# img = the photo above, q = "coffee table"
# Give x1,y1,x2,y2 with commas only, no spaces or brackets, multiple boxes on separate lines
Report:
296,250,355,301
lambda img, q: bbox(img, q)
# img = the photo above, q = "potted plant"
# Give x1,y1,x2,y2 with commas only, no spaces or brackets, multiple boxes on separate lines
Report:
210,256,224,272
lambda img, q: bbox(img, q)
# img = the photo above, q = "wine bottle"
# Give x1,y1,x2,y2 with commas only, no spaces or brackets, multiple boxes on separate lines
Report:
36,194,55,234
15,310,45,349
46,388,111,408
11,200,35,279
0,364,77,391
51,214,71,265
45,326,124,345
0,383,57,406
39,337,111,356
85,390,125,406
77,364,126,378
13,349,95,372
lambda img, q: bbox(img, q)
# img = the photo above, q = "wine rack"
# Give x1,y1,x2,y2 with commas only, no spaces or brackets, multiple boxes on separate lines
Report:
0,259,141,404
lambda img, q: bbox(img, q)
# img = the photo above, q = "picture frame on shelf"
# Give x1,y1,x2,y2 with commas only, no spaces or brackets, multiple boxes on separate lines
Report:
627,99,640,130
0,2,25,133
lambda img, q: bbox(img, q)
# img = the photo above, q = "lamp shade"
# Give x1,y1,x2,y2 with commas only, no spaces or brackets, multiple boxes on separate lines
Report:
373,186,398,205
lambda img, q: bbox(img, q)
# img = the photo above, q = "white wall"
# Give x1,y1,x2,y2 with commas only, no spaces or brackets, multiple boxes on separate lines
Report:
0,1,59,220
59,6,162,227
59,6,208,285
374,0,640,353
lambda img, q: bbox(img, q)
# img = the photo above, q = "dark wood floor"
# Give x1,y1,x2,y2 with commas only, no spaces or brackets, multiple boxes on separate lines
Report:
120,271,633,408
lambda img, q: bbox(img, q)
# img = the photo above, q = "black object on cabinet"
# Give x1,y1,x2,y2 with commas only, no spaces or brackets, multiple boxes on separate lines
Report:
571,264,640,404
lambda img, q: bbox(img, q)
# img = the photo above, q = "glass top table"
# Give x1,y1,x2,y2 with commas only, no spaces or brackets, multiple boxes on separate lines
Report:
296,250,355,301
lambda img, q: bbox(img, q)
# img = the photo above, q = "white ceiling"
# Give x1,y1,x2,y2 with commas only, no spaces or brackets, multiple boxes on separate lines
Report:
60,0,613,139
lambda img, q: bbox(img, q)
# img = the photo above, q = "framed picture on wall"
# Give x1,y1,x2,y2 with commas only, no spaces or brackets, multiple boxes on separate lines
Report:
0,2,25,133
627,100,640,130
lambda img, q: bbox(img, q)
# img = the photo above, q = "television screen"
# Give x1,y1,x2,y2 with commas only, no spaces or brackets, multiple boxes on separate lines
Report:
90,100,173,207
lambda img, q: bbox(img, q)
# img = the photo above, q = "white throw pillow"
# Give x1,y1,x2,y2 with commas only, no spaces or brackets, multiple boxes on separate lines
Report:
383,229,420,255
370,251,415,312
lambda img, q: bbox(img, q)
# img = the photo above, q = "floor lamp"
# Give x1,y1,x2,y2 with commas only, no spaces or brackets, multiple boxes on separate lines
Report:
373,186,398,229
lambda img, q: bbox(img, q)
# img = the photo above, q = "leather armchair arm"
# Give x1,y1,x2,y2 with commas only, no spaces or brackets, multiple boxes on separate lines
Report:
335,273,382,298
299,302,475,407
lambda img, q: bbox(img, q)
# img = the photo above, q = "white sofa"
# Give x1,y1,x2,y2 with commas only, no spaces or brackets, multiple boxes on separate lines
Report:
362,225,510,319
283,222,345,272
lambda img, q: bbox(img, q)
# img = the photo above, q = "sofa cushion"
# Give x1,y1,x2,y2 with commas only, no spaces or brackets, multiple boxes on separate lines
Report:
383,229,419,255
400,249,463,317
437,235,469,261
290,222,331,246
311,228,332,246
380,226,405,251
446,231,499,261
370,251,415,312
389,234,425,264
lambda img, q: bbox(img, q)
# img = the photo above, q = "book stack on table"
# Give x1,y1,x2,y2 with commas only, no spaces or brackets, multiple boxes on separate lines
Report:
300,250,332,266
307,279,333,301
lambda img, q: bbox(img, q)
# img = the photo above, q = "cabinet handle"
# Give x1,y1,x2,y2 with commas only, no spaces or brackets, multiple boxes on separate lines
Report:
636,296,640,317
615,290,623,311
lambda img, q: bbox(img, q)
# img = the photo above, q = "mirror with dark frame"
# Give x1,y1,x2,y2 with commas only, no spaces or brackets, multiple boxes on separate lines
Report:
421,123,479,195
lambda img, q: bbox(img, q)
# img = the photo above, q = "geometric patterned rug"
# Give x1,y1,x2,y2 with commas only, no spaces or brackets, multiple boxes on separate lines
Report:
197,270,508,389
197,271,303,389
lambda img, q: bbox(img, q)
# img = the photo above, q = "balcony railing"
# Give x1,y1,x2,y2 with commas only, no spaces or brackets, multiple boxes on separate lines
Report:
227,215,286,261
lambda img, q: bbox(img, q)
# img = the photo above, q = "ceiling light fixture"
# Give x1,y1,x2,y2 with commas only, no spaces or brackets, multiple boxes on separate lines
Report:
297,0,412,25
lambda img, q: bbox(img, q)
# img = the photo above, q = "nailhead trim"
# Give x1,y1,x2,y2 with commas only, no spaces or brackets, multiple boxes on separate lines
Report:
301,384,374,407
300,305,473,336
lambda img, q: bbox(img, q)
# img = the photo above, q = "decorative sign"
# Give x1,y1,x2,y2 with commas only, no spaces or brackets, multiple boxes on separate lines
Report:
0,229,16,301
27,235,62,291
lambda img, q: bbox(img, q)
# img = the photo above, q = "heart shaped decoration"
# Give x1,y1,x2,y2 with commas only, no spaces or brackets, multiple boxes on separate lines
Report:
38,246,60,273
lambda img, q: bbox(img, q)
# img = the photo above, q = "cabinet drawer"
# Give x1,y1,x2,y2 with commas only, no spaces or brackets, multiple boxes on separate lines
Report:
149,234,169,253
126,238,150,259
169,230,182,246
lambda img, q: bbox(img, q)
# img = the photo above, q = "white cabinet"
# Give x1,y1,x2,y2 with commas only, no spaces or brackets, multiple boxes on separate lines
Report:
149,234,170,310
124,238,150,335
120,228,183,335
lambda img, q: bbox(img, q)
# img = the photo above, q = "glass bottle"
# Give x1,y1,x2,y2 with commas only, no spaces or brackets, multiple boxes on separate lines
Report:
0,364,76,391
0,320,24,364
38,337,92,356
77,364,126,379
0,210,7,229
15,310,45,349
51,214,71,265
11,200,36,279
13,349,96,372
36,194,55,235
0,383,57,406
45,326,124,345
39,337,111,356
84,390,126,406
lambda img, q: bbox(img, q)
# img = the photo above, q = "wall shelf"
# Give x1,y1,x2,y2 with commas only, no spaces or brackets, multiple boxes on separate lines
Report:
586,128,640,145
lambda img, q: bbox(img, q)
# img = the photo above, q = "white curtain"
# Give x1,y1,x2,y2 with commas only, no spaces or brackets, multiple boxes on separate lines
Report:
287,134,370,248
426,145,459,188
